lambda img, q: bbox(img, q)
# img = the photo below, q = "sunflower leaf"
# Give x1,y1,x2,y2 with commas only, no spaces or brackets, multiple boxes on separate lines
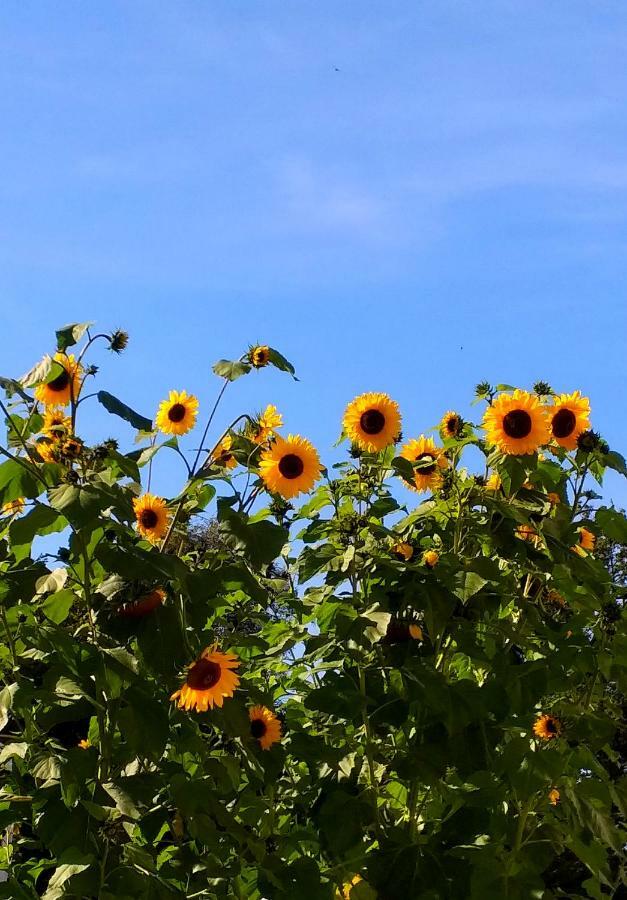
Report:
97,390,153,432
55,321,94,351
212,359,251,381
0,376,32,401
391,456,416,485
20,355,64,388
268,348,298,380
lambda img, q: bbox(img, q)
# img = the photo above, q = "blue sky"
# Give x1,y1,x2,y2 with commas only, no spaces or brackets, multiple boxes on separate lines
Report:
1,2,626,506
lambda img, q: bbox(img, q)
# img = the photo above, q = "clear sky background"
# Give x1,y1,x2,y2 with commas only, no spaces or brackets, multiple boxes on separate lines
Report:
1,2,626,506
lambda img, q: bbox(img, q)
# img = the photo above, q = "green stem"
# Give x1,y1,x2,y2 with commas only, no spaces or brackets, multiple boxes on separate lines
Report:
0,603,17,667
358,663,381,832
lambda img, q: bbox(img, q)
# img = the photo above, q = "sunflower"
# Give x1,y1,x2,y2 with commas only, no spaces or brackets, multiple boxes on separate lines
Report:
548,391,591,450
58,436,83,462
516,524,542,548
133,494,170,544
252,404,283,444
34,353,82,407
343,392,401,453
155,390,199,436
482,390,549,455
533,713,562,741
250,345,270,368
170,645,240,712
391,540,413,561
211,434,237,469
423,549,439,568
35,436,61,464
259,434,321,499
249,705,282,750
399,435,448,493
336,875,367,900
548,788,560,806
546,492,561,506
2,497,25,516
118,587,166,618
409,623,424,641
485,472,502,492
42,407,71,437
439,410,463,440
572,526,595,557
77,739,91,750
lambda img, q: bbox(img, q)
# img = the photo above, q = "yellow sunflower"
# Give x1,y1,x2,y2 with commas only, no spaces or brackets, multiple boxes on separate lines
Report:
155,390,199,436
482,390,550,455
533,713,562,741
170,645,240,712
485,472,502,492
2,497,25,516
336,875,371,900
252,404,283,444
439,410,463,440
259,434,321,499
118,587,166,618
548,391,591,450
546,492,561,506
133,494,170,544
423,549,439,568
35,436,61,464
548,788,560,806
77,739,91,750
516,524,542,548
343,392,401,452
400,435,448,493
42,407,71,437
391,540,413,561
250,345,270,368
409,623,424,641
212,434,237,469
572,526,595,557
249,705,282,750
34,353,82,407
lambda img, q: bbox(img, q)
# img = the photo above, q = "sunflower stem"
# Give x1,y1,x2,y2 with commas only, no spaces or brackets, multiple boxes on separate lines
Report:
358,662,382,834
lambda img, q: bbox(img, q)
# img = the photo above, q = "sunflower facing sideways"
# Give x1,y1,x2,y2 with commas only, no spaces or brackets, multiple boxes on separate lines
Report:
211,434,237,469
252,404,283,444
42,407,71,437
482,389,550,455
249,345,270,368
249,705,282,750
171,645,240,712
259,434,321,499
400,435,448,493
133,493,170,544
533,712,562,741
155,390,199,436
343,392,401,453
439,410,463,440
34,353,82,407
548,391,591,450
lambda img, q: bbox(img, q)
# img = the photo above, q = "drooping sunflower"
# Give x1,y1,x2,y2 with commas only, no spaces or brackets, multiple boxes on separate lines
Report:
572,526,595,557
533,713,562,741
155,390,199,436
391,540,413,561
400,435,448,493
423,549,439,568
170,645,240,712
259,434,321,499
548,391,591,450
34,353,82,407
2,497,25,516
118,587,166,618
211,434,237,469
343,392,401,453
548,788,560,806
252,404,283,444
42,407,71,437
133,494,170,544
439,410,463,440
249,705,282,750
249,345,270,368
482,390,550,455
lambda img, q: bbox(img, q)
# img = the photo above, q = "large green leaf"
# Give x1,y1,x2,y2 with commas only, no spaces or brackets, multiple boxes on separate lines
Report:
212,359,251,381
9,502,67,562
97,390,153,432
0,458,42,505
55,321,94,351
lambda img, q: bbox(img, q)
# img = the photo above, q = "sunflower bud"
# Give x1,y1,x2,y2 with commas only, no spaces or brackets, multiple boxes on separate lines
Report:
86,364,99,377
108,329,129,353
533,381,553,397
475,381,492,398
577,430,602,453
57,547,71,563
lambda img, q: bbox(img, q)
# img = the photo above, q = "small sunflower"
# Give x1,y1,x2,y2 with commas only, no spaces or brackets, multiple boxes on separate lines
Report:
391,540,413,561
533,713,562,741
259,434,321,499
548,788,560,806
336,875,366,900
252,404,283,444
171,645,240,712
423,549,439,568
133,494,170,544
2,497,25,516
409,623,424,641
516,524,541,548
572,526,595,557
343,392,401,453
250,345,270,368
483,390,550,455
59,436,83,462
212,434,237,469
118,587,166,618
35,436,61,464
34,353,82,407
546,588,567,609
439,410,463,440
249,705,282,750
546,492,561,506
155,390,199,436
548,391,591,450
42,407,71,437
400,435,448,493
77,739,91,750
485,472,502,492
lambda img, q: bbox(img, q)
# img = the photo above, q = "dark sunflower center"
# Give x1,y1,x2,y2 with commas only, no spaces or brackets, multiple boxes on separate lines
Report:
552,408,576,438
278,453,304,479
360,409,385,435
502,409,532,439
545,718,557,734
250,718,267,738
168,403,186,423
48,369,70,392
447,416,459,435
415,452,436,475
139,509,159,529
187,658,222,690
